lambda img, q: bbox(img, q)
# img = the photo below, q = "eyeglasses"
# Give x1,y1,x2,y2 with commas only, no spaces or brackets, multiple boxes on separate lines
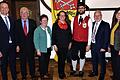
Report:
59,15,65,17
77,7,85,9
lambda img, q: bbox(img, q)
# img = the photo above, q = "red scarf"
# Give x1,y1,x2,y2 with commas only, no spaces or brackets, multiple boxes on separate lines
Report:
58,20,68,30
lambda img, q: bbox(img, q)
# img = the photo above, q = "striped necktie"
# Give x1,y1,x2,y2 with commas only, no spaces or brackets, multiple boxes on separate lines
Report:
4,16,9,30
92,22,98,43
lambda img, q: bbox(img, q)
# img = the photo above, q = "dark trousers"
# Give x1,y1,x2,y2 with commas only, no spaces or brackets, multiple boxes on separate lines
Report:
116,55,120,80
1,44,17,80
91,43,106,79
39,48,51,75
110,45,120,80
110,45,118,80
57,47,68,75
19,49,35,78
71,41,87,60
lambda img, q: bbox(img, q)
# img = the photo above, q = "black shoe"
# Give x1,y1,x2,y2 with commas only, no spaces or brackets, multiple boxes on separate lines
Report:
98,77,104,80
22,77,26,80
59,74,64,79
79,71,84,77
70,70,76,75
88,72,98,77
98,75,104,80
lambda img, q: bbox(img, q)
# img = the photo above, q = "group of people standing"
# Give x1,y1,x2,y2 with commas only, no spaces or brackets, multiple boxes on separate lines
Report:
0,1,120,80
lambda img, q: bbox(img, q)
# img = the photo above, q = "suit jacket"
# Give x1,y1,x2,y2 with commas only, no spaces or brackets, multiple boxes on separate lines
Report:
93,20,110,51
0,16,16,52
16,19,37,53
114,25,120,51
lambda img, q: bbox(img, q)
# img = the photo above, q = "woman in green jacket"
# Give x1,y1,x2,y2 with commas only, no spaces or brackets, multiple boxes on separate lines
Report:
34,14,52,79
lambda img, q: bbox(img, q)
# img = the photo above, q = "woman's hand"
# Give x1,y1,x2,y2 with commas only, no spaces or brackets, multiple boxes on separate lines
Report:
37,50,41,56
68,42,72,50
53,45,58,52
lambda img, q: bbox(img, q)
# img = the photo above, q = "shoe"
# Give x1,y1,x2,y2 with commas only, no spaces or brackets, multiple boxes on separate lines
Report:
74,71,79,76
43,75,49,78
70,70,76,75
59,74,65,79
98,75,104,80
79,71,84,77
88,72,98,77
98,77,104,80
22,77,26,80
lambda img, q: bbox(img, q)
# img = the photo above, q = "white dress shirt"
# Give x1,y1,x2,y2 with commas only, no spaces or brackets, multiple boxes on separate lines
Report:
41,26,51,48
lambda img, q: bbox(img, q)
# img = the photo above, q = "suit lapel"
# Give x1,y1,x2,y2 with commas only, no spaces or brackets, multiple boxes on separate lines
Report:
0,16,9,31
95,20,103,36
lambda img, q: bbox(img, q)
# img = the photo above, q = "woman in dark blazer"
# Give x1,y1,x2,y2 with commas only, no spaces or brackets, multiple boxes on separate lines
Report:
52,11,72,79
110,7,120,80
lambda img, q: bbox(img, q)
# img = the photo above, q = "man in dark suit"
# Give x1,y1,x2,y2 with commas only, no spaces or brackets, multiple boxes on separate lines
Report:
0,1,17,80
16,7,36,80
88,10,110,80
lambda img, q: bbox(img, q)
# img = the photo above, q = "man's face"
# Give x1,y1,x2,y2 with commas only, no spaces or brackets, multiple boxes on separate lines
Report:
94,11,102,22
77,6,86,15
20,8,29,20
0,3,9,15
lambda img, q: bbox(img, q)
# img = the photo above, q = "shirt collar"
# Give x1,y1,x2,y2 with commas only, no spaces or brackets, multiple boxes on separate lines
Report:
0,13,8,19
21,19,28,22
78,14,86,19
41,25,47,31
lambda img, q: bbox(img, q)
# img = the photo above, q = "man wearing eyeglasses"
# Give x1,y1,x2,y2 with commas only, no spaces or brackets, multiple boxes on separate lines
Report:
70,2,92,77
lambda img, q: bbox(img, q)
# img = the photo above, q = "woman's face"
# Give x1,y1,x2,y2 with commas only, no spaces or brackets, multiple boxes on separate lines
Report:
40,17,48,27
59,12,66,21
116,10,120,21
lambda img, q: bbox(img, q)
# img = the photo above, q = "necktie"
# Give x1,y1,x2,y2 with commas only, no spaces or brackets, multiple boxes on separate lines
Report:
5,17,12,43
79,16,83,24
92,22,98,43
24,20,27,36
4,17,9,30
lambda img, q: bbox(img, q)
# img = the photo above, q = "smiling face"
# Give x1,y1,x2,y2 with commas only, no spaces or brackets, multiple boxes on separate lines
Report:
77,5,86,15
94,10,102,22
20,7,29,20
116,10,120,21
40,17,48,27
0,3,9,15
59,12,66,21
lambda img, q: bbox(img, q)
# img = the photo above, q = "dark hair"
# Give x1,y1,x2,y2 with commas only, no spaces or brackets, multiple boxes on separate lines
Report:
0,1,8,5
39,14,48,21
55,10,71,25
111,7,120,29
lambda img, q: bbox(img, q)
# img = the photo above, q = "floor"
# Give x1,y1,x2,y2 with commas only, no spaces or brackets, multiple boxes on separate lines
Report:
0,59,112,80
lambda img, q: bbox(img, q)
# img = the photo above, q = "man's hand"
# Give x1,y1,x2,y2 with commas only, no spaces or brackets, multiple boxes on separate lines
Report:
0,51,3,58
86,45,90,52
16,46,20,53
100,48,106,52
118,51,120,55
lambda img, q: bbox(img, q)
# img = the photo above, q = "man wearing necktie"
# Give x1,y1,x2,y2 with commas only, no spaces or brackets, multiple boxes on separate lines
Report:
16,7,37,80
88,10,110,80
0,1,17,80
70,2,92,77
